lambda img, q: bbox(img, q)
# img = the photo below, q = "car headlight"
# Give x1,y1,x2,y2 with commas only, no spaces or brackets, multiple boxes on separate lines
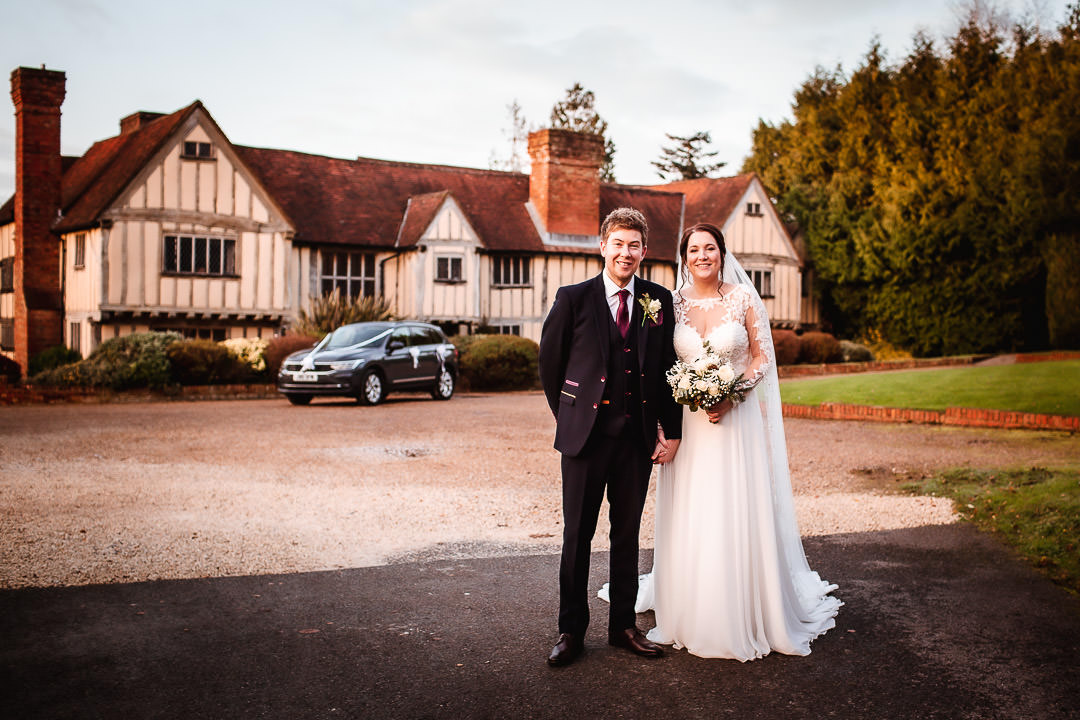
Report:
328,359,365,371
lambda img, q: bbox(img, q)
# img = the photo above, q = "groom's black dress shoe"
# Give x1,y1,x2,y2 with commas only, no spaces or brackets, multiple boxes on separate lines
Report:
609,627,664,658
547,633,584,667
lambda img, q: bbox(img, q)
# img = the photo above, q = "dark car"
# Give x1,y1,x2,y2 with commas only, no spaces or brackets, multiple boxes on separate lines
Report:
277,321,458,406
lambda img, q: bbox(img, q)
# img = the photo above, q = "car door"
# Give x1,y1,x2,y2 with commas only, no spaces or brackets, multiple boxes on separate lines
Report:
407,326,442,385
382,326,414,388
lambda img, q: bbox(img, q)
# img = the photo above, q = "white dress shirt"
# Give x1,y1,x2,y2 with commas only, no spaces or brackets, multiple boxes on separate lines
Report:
602,272,635,322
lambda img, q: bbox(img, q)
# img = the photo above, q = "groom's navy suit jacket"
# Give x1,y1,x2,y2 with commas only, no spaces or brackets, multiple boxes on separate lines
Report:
539,274,682,457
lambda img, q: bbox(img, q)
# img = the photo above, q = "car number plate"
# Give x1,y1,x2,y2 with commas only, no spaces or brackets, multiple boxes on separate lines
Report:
293,371,319,382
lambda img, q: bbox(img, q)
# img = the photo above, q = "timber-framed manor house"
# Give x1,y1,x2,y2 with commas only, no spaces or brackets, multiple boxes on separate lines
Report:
1,66,818,371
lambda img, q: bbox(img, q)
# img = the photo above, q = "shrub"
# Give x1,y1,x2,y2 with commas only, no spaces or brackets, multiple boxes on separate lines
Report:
771,330,801,366
292,288,396,337
0,354,20,384
29,345,82,377
839,340,875,363
222,337,269,375
860,327,913,361
797,331,842,364
264,334,319,377
32,331,181,389
457,334,539,391
166,339,250,385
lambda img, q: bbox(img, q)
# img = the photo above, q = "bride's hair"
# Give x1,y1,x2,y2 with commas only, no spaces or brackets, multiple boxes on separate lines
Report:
678,222,727,289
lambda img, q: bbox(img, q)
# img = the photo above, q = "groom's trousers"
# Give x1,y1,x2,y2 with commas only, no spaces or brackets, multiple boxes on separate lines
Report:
558,424,652,637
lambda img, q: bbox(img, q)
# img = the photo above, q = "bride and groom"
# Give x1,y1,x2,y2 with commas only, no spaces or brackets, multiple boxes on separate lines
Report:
538,207,841,666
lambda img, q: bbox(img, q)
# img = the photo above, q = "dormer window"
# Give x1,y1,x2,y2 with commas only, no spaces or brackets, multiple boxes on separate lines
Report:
181,141,214,159
435,256,463,283
746,202,762,216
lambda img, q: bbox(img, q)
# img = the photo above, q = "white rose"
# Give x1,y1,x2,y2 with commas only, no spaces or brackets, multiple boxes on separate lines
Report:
717,365,735,383
707,384,720,396
694,380,710,392
678,377,692,390
648,299,661,315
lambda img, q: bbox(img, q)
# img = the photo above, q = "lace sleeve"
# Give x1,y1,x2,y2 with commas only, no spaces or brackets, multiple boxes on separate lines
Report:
740,290,773,391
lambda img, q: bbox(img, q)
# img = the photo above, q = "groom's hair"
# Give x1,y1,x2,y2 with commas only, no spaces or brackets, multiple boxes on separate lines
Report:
600,207,649,246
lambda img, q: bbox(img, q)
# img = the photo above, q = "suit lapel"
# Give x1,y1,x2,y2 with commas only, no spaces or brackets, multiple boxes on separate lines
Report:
589,275,610,369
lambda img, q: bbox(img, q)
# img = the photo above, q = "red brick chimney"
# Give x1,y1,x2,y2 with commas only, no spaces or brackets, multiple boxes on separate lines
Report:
10,66,66,373
527,128,604,236
119,110,164,134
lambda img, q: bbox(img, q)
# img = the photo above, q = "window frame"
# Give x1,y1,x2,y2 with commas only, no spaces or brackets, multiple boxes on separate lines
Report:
491,255,531,288
319,251,376,298
746,202,763,216
69,321,81,356
162,235,238,277
0,317,13,351
748,268,774,299
73,233,86,269
0,257,13,293
435,255,464,284
181,141,215,160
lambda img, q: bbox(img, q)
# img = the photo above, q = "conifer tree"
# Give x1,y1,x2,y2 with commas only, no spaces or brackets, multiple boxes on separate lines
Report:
651,131,726,181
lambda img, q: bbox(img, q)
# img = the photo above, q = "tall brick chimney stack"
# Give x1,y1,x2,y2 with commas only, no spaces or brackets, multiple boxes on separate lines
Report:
527,128,604,236
10,66,66,373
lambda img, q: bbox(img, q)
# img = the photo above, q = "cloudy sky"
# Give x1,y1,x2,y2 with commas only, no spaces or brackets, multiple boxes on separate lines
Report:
0,0,1070,201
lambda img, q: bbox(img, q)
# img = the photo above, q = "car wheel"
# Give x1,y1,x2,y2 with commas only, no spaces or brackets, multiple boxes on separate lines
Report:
431,368,454,400
285,393,312,406
358,369,386,406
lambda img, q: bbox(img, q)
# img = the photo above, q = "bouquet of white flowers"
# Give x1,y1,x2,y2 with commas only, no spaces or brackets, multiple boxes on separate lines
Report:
665,340,745,412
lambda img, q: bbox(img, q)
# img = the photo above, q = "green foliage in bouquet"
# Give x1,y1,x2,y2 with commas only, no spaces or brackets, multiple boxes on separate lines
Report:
28,345,82,377
292,288,396,338
457,334,539,391
32,331,181,390
166,339,251,385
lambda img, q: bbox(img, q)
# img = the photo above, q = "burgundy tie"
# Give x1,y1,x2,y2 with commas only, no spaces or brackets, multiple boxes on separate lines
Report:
616,289,630,339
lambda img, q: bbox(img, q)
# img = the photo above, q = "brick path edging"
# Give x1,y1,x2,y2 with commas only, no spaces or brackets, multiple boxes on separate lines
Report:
782,402,1079,431
777,355,989,378
0,383,279,405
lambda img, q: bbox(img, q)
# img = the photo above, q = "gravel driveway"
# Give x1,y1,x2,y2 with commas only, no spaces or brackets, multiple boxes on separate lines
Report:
2,393,1076,589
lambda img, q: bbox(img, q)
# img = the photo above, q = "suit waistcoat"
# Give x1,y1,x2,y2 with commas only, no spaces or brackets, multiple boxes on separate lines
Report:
597,306,642,438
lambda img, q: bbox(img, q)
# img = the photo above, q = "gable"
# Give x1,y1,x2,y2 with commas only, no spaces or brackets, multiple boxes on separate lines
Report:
107,107,293,232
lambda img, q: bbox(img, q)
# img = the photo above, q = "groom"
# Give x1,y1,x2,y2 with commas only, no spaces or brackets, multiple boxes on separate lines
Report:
538,207,682,667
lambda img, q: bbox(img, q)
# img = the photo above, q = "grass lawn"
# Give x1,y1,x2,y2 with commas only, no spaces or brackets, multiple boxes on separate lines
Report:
780,360,1080,416
902,467,1080,595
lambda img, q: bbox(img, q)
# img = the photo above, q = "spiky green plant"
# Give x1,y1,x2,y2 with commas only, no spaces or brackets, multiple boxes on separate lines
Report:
292,288,397,337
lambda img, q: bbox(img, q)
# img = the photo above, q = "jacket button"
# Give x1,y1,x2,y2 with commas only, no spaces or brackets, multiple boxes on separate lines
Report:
592,403,598,409
625,369,631,374
600,376,606,382
623,347,631,353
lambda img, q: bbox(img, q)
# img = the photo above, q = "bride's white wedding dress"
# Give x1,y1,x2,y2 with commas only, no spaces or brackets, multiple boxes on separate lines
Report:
604,280,841,661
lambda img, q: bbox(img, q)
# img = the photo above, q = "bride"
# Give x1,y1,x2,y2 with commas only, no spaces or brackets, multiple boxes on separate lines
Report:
603,222,841,660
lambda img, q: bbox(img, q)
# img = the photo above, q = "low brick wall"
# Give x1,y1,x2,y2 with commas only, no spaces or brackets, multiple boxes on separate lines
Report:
1015,351,1080,363
782,402,1079,431
0,383,279,405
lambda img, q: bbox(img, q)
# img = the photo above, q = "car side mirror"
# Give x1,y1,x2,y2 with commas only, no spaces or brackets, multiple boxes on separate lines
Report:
387,339,405,352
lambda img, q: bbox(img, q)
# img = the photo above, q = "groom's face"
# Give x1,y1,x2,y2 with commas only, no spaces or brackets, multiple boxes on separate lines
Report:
600,228,647,287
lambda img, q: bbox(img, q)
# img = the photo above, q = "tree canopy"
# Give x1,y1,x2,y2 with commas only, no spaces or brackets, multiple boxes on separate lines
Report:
549,82,617,182
742,6,1080,354
652,131,726,181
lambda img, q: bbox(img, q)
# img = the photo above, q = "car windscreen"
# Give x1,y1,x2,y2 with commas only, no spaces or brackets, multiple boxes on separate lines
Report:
323,325,390,350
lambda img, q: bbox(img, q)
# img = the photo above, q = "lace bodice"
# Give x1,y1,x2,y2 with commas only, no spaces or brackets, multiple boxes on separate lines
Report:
672,285,772,391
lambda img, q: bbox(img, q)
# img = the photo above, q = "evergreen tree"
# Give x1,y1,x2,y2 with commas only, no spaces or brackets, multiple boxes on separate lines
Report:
651,131,726,180
549,83,617,181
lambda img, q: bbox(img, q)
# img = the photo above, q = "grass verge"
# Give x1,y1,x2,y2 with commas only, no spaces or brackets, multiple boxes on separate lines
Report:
780,360,1080,416
902,467,1080,594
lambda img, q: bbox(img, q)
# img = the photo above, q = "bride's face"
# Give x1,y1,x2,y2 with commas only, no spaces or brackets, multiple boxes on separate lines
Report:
685,231,722,287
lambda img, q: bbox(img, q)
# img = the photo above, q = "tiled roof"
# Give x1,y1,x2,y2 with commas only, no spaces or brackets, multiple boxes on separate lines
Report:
0,155,87,226
649,173,756,229
234,147,684,259
55,103,199,232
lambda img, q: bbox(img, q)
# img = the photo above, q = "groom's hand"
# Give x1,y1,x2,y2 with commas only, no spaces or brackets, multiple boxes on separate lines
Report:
654,438,680,464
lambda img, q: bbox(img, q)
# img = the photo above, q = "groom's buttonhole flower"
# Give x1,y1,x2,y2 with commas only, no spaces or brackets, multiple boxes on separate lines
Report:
639,293,662,326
